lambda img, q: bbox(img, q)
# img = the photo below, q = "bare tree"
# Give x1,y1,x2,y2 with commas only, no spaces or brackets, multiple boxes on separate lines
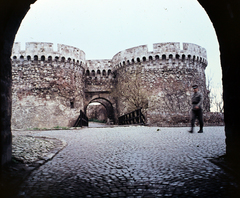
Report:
206,72,223,112
163,78,190,112
213,86,224,113
206,73,213,111
112,67,148,113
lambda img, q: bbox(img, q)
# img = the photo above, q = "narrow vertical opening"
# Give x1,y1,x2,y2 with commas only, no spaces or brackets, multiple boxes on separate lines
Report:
70,101,74,109
103,70,106,76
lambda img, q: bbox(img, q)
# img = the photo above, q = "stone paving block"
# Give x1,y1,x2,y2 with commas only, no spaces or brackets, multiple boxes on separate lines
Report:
10,126,240,197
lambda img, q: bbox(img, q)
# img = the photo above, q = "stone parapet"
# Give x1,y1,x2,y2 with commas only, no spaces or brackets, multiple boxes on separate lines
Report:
12,42,86,68
85,59,113,77
11,41,209,128
112,42,207,70
11,43,86,129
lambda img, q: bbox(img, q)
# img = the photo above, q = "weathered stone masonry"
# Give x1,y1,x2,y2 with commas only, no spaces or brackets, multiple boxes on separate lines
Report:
112,43,209,126
11,43,85,129
11,42,209,129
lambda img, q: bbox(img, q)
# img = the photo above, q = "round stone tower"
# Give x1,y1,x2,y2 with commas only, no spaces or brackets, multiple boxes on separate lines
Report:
11,42,86,129
11,41,209,128
111,42,209,126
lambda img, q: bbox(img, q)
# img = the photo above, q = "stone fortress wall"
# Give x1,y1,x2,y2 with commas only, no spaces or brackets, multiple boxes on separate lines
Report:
112,42,210,126
12,42,86,63
11,42,86,129
112,42,207,68
11,42,212,129
85,59,115,92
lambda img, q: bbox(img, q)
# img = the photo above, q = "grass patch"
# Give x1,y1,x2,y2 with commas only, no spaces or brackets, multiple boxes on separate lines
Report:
33,127,41,130
89,118,106,123
27,126,70,130
53,126,70,130
61,127,70,130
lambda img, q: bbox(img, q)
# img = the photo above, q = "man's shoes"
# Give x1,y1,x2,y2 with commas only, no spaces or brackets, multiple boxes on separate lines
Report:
198,130,203,133
188,130,193,133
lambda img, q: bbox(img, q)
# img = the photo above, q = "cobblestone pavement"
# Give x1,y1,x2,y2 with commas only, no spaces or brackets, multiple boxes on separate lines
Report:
12,130,67,164
16,126,240,197
0,130,67,198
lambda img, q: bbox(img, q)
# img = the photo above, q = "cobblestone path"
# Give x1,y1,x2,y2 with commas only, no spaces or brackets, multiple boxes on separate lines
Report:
18,126,240,197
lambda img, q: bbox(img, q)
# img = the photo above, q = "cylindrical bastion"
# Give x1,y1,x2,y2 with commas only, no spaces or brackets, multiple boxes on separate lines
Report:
11,42,211,128
11,42,86,129
111,42,209,126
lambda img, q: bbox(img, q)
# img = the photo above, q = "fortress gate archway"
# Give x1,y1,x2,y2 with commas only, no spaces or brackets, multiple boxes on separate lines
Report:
1,0,240,167
85,96,116,124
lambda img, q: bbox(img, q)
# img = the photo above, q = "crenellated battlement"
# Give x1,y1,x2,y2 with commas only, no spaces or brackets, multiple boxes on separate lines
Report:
112,42,207,70
12,42,86,68
84,59,115,92
11,41,209,129
85,59,113,77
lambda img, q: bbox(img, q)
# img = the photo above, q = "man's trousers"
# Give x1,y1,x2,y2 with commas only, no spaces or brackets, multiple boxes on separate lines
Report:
190,108,203,131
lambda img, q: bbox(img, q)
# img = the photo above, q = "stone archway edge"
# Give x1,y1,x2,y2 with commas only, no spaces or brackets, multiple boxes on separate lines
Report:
1,0,240,167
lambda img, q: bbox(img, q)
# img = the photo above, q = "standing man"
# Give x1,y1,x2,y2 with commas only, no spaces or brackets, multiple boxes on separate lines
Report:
189,85,204,133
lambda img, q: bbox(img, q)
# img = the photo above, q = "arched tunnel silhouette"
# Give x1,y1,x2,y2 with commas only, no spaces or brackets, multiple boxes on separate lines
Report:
0,0,240,168
85,97,115,124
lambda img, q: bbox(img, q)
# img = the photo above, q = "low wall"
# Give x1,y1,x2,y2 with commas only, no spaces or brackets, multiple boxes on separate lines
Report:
146,112,224,127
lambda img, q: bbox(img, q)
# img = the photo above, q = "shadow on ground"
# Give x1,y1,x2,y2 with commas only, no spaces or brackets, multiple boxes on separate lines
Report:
1,155,240,197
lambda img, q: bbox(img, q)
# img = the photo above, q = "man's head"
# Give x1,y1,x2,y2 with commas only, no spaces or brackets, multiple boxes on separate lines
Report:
192,85,198,93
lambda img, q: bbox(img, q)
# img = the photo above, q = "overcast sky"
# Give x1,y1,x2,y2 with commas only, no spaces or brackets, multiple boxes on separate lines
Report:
15,0,222,93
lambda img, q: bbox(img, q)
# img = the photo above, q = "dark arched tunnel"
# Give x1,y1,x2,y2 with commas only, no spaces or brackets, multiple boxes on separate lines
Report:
85,98,115,124
0,0,240,167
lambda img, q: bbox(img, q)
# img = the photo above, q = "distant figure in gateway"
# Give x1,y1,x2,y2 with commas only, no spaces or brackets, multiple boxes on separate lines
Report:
189,85,204,133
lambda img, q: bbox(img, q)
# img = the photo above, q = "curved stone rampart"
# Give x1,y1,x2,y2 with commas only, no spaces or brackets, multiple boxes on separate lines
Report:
112,42,207,70
12,42,86,67
11,41,209,128
11,42,86,129
113,42,209,125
